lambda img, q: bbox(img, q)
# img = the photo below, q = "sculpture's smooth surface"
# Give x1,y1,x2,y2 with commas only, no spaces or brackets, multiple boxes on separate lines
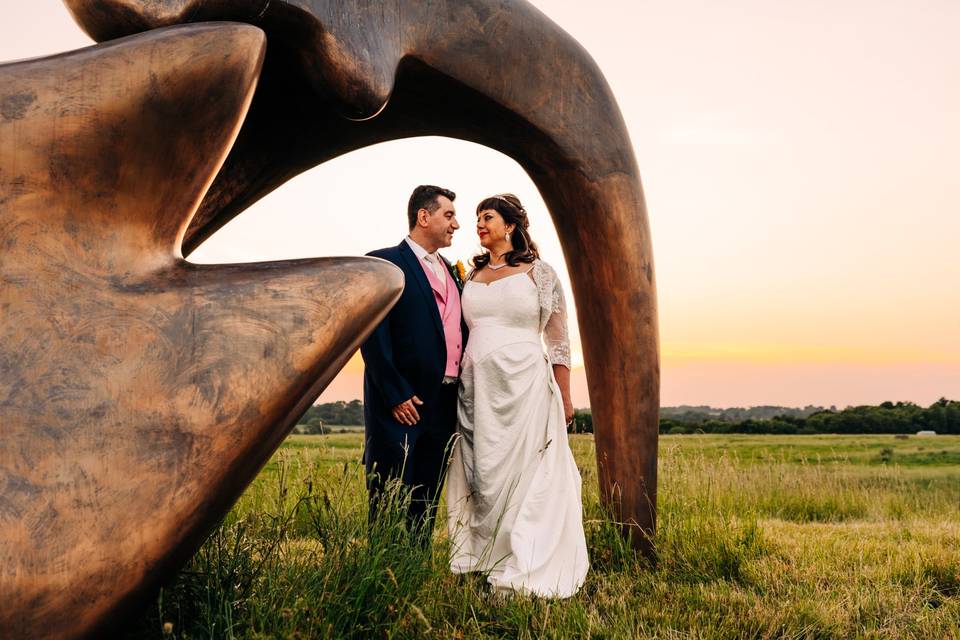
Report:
1,0,659,636
0,22,403,639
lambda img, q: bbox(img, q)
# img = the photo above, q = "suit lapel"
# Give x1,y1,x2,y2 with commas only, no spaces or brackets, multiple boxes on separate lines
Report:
398,241,444,338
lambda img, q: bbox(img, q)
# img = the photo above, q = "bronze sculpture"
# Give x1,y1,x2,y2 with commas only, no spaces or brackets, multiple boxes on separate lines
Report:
1,1,659,636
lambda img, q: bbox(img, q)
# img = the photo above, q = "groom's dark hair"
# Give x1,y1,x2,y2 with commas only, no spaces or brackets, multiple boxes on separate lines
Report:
408,185,456,230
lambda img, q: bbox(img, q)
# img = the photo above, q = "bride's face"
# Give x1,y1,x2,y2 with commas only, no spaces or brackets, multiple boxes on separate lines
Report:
476,208,514,251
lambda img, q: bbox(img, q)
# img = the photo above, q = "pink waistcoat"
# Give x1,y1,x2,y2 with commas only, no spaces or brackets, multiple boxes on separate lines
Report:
420,259,463,377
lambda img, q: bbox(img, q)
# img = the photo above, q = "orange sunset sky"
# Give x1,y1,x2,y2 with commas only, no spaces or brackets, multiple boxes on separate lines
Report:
4,1,958,408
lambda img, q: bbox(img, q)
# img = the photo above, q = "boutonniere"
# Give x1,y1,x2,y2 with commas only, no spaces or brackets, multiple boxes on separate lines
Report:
447,259,466,291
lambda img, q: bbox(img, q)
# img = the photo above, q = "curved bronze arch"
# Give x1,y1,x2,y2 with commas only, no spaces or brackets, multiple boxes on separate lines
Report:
65,0,661,533
0,1,659,636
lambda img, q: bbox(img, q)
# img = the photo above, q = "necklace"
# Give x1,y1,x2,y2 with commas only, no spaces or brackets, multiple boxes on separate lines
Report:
487,251,510,270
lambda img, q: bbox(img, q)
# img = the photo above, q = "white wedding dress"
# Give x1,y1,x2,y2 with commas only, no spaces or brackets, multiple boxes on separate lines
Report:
446,259,588,598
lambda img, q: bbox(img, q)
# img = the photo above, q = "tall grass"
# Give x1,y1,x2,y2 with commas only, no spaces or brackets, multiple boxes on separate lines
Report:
125,435,960,639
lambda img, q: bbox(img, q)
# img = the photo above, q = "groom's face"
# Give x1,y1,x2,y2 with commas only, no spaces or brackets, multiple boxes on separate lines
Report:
421,195,459,248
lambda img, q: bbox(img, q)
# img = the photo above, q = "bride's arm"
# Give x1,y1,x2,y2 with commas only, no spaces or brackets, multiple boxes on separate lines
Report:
542,269,574,423
552,363,574,425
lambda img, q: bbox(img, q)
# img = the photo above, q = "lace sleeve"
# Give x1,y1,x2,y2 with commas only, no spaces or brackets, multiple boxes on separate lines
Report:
534,261,572,369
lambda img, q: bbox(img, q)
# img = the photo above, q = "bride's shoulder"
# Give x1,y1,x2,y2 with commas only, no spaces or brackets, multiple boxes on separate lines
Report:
532,258,558,278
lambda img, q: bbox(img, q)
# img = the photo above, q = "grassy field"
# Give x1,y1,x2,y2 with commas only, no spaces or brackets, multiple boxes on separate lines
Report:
126,434,960,639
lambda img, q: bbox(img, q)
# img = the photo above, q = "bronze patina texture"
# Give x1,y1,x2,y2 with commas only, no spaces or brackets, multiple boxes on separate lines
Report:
0,21,403,639
1,0,659,635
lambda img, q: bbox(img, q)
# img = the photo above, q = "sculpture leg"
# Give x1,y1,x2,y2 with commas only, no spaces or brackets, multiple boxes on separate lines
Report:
0,24,403,638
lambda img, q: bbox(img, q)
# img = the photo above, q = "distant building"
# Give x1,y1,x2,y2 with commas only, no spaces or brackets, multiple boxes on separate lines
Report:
916,430,937,436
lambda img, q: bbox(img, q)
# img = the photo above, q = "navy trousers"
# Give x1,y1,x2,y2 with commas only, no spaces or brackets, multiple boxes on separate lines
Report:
366,382,459,543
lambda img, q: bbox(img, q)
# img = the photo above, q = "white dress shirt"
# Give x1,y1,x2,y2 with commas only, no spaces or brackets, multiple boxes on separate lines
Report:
405,236,445,281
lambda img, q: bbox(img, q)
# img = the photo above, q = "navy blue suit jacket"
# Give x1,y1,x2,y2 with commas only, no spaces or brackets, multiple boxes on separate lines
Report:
360,241,468,461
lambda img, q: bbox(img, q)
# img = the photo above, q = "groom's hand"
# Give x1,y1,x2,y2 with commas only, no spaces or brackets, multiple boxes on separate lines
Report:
392,396,423,426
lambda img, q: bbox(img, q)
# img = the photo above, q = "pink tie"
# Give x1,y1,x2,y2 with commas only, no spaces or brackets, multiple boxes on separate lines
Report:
425,253,444,281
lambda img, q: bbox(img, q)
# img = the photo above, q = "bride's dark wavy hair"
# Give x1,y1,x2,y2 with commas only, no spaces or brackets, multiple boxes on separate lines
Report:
472,193,540,270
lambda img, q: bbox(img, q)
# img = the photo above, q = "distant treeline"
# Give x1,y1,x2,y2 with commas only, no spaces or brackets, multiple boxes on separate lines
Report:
299,399,960,435
297,400,363,434
569,399,960,435
661,405,829,423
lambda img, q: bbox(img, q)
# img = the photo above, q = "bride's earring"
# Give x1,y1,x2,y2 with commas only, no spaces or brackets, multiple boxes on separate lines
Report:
506,231,512,244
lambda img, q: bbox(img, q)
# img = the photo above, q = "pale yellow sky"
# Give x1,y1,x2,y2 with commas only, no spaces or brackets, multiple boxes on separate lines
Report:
3,1,957,407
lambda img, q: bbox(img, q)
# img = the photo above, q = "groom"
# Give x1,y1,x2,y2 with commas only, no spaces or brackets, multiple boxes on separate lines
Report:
360,185,466,541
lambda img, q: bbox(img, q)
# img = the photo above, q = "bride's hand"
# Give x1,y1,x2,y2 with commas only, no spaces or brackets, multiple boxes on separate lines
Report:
564,398,574,425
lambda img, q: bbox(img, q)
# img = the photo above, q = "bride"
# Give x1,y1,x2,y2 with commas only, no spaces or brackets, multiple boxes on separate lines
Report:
446,193,589,598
